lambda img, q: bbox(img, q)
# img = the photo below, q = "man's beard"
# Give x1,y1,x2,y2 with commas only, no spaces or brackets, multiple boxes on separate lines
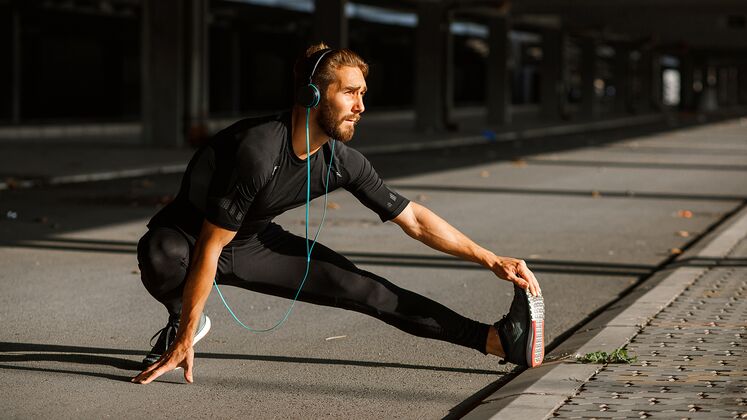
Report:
317,101,358,143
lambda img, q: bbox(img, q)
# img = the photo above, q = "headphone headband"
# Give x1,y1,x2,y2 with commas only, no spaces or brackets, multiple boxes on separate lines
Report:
307,48,334,84
297,48,336,108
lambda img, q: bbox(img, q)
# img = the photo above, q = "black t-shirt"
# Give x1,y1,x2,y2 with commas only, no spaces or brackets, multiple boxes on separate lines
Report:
148,111,410,244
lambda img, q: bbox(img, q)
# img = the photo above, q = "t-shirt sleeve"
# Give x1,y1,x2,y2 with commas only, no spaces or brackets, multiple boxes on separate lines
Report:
342,147,410,222
204,147,273,231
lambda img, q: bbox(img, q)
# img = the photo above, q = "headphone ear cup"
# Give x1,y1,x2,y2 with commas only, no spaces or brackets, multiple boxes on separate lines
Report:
296,83,321,108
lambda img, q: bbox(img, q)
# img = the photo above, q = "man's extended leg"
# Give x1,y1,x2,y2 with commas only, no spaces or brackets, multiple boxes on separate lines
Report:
222,223,493,354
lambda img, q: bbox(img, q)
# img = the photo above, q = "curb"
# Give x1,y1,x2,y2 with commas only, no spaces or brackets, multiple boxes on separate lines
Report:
0,163,188,192
463,204,747,420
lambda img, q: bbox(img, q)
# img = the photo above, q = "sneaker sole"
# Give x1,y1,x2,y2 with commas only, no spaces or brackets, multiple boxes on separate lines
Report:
526,293,545,367
193,315,211,345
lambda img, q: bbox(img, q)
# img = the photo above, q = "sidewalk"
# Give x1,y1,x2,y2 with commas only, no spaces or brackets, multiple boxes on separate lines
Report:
465,207,747,419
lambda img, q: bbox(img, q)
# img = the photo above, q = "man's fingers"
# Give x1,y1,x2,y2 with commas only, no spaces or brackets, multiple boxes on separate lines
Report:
131,356,176,384
131,362,159,383
137,365,170,384
183,359,194,383
519,267,541,297
510,272,530,291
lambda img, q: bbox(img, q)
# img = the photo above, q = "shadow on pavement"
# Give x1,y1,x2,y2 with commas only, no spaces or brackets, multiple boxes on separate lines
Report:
0,364,135,383
0,341,502,382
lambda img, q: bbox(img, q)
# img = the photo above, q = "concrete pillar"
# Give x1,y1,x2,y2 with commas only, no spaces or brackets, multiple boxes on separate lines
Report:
142,0,185,147
651,52,662,110
11,3,21,123
540,28,566,120
638,48,653,112
185,0,209,147
727,66,739,106
717,67,729,106
579,38,597,119
739,61,747,105
614,46,630,114
486,15,511,126
680,53,695,111
313,0,347,48
700,64,719,112
414,1,452,132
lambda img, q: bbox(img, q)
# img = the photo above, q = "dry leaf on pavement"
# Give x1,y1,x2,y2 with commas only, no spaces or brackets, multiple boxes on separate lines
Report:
677,210,693,218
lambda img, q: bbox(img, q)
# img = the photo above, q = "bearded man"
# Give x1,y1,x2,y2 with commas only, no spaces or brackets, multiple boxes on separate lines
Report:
132,43,544,385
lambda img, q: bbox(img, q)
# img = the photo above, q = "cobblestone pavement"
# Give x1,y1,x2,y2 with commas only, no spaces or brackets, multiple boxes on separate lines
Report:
552,237,747,419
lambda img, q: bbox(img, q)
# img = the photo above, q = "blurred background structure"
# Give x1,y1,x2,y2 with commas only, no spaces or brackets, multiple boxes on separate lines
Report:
1,0,746,147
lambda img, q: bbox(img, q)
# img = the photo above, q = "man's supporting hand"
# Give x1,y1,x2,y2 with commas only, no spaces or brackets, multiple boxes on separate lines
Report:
132,340,195,384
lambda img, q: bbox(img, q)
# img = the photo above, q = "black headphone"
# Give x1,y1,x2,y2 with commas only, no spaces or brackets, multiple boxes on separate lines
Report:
296,48,335,108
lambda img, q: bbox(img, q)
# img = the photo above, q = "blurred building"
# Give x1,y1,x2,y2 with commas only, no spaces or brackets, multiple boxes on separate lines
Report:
1,0,746,146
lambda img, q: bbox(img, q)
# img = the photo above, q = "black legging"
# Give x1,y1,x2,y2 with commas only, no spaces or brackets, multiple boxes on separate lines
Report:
136,223,491,353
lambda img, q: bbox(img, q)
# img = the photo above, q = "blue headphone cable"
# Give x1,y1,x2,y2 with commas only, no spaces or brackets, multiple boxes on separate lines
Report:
212,107,335,332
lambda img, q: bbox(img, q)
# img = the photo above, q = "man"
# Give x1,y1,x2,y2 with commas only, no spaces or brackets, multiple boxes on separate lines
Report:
132,44,544,385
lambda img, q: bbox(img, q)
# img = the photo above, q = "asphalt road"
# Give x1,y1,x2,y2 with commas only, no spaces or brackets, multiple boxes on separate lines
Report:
1,118,746,418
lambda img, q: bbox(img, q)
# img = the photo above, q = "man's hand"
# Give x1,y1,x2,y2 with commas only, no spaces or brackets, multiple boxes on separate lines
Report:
491,256,542,297
131,341,194,384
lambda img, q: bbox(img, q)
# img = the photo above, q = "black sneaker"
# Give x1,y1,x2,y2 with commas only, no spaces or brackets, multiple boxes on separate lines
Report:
495,284,545,367
142,313,211,367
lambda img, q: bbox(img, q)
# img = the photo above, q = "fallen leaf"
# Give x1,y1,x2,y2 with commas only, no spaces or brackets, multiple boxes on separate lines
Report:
480,170,490,178
511,158,527,167
677,210,693,218
670,248,683,255
591,190,601,198
326,202,340,210
676,231,690,238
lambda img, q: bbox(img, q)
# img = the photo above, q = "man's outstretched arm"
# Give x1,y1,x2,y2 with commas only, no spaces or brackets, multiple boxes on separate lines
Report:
391,202,541,297
132,219,236,384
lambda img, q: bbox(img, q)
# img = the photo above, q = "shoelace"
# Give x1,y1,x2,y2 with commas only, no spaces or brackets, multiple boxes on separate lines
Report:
149,322,178,350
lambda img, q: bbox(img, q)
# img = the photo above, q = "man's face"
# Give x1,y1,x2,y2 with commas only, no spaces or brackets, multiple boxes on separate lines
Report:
317,66,367,143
